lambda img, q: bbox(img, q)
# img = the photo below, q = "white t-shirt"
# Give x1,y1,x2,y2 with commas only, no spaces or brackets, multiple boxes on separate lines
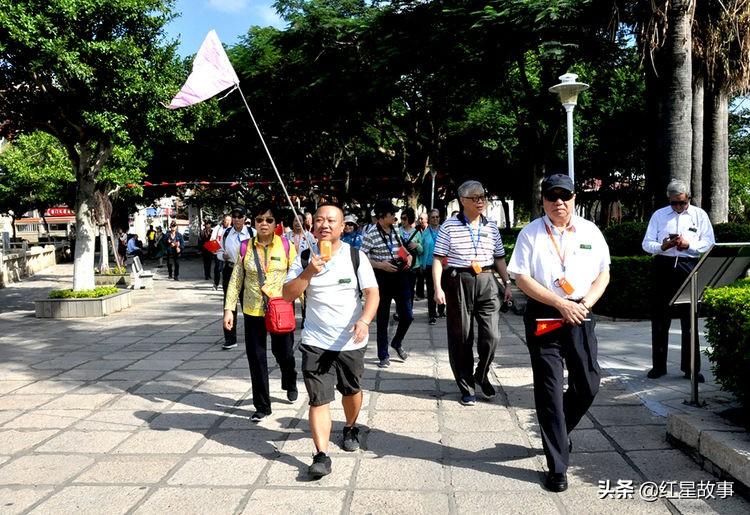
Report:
507,215,610,300
285,242,377,351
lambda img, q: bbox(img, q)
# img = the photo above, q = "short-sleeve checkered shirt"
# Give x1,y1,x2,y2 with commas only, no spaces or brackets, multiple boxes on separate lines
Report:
361,224,402,263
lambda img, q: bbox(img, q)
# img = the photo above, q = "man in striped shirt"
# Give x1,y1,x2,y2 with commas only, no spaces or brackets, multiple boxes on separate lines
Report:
432,180,513,406
361,200,413,368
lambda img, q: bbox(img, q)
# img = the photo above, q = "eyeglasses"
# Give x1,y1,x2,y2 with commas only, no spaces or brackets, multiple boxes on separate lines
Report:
462,196,486,203
255,216,275,224
232,215,244,219
670,200,689,207
543,191,574,202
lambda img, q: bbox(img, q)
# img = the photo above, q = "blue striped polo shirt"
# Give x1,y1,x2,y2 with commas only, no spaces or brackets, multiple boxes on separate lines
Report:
433,214,505,268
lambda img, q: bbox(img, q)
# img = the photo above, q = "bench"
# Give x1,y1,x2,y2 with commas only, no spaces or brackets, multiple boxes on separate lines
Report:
130,256,154,289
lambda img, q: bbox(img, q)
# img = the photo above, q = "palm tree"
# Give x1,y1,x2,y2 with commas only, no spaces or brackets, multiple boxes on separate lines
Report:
692,0,750,222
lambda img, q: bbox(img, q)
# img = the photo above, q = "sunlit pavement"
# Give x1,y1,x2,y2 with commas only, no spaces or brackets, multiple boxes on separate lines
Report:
0,258,746,513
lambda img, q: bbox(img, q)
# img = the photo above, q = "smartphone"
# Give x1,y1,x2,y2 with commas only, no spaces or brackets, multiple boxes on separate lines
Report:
668,233,679,240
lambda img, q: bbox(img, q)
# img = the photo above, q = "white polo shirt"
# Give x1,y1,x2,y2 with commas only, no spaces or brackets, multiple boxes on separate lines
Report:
285,242,378,351
641,205,715,258
507,215,610,299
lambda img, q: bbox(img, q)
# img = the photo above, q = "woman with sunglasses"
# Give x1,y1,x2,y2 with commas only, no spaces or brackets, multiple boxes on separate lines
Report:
223,203,299,421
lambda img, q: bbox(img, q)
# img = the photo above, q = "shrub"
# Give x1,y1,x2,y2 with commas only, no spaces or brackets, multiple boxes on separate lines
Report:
595,255,653,319
49,286,119,299
95,266,127,275
703,278,750,412
713,222,750,243
602,221,649,257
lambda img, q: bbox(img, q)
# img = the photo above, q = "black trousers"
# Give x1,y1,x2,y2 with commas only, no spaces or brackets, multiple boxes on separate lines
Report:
243,314,297,414
524,300,600,474
445,270,501,396
166,251,179,279
651,255,700,373
213,257,224,288
424,266,445,319
415,268,425,297
222,263,241,344
201,250,213,279
374,270,414,359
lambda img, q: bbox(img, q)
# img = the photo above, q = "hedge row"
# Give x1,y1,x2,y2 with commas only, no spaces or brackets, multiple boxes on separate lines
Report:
595,256,653,319
703,279,750,412
603,221,750,257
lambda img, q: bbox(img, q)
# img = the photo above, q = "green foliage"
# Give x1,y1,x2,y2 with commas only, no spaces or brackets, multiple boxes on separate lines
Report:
602,221,649,257
95,266,126,275
0,132,75,216
703,278,750,411
713,222,750,243
595,256,652,319
728,157,750,222
48,286,119,299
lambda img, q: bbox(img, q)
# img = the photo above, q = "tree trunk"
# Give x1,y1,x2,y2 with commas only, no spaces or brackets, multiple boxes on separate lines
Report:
98,225,109,273
703,86,729,223
663,0,693,188
72,144,112,291
645,62,665,209
691,74,704,206
529,162,545,220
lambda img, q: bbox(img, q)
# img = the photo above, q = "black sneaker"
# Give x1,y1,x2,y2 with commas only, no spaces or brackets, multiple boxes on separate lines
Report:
251,411,269,422
392,346,408,361
342,426,360,452
222,341,237,350
460,394,476,406
477,380,496,399
287,388,299,402
646,368,666,379
378,357,390,368
308,451,332,478
429,317,437,325
438,312,447,319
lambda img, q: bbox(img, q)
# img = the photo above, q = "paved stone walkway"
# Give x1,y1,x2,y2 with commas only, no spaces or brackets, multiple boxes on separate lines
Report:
0,259,747,514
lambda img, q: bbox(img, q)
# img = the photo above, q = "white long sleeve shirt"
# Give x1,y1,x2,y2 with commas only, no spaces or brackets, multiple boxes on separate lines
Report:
642,205,715,258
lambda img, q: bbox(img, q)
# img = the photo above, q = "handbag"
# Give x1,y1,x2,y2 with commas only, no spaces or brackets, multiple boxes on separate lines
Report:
251,238,295,334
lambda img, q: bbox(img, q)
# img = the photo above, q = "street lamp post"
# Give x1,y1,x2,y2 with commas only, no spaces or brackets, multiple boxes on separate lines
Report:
548,73,589,184
430,169,437,210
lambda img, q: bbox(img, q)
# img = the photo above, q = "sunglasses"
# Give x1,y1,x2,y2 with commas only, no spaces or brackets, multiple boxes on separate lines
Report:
543,191,574,202
462,196,487,203
232,215,244,219
345,222,355,226
255,216,275,224
670,200,689,207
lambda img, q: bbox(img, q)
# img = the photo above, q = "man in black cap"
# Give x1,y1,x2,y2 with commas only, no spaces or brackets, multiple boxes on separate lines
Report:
220,206,252,350
507,173,610,493
360,200,413,368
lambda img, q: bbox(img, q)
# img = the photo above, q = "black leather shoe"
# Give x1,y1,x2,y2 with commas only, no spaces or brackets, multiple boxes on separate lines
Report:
683,371,705,383
287,389,299,402
647,368,666,379
545,472,568,492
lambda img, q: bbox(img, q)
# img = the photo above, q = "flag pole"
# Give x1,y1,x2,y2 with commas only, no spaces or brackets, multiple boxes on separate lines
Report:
235,84,315,250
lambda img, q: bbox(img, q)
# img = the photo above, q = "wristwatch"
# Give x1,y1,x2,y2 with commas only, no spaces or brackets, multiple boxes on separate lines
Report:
503,279,512,285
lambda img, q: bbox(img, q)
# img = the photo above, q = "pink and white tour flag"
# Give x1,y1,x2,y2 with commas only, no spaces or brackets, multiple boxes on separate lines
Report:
166,30,240,109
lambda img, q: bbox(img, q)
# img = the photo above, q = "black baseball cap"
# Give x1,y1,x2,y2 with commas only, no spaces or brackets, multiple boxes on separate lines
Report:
541,174,574,193
230,206,246,217
373,199,398,217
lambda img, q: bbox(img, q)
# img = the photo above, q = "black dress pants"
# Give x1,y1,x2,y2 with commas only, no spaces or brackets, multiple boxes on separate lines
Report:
243,315,297,414
201,250,213,279
444,270,501,396
424,266,445,319
650,255,700,373
524,300,600,474
166,251,179,279
222,263,241,344
374,270,414,359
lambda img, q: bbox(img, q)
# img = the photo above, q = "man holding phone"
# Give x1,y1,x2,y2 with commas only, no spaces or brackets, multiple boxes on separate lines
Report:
642,179,715,381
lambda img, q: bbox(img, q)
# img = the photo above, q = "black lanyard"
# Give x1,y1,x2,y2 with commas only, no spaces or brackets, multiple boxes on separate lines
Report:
376,224,401,259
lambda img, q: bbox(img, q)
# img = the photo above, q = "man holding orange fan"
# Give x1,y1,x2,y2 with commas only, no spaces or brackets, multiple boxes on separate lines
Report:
507,174,610,493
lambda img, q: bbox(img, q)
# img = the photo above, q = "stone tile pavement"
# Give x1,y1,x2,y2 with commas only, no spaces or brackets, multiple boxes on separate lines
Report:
0,258,747,514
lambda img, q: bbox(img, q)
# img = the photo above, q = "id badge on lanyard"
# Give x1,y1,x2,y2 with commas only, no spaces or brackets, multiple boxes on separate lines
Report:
545,222,575,295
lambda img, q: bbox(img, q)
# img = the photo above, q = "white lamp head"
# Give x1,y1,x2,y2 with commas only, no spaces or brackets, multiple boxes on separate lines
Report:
549,73,589,106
